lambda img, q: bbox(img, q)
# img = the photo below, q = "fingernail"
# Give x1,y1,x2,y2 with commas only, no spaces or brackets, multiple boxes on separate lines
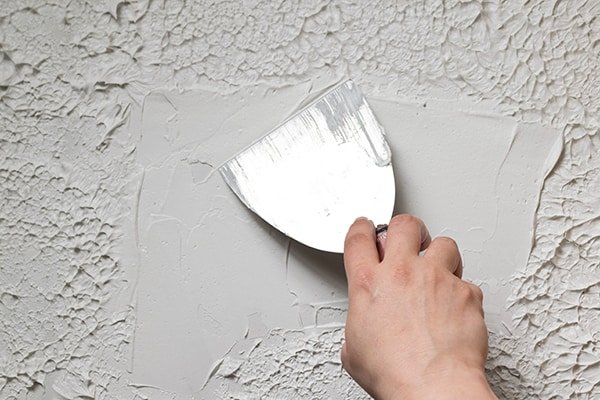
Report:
354,217,374,226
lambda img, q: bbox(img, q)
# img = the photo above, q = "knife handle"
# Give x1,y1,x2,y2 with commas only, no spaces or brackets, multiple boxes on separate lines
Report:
375,224,388,261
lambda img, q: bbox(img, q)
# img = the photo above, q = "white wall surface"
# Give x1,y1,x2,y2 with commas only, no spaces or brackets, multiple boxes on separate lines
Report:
1,1,598,399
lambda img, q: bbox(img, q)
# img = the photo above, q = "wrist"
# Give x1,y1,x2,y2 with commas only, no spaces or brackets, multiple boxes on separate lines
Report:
387,364,497,400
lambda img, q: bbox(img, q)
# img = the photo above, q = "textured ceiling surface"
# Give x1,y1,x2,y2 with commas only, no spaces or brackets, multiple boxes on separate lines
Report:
1,0,598,399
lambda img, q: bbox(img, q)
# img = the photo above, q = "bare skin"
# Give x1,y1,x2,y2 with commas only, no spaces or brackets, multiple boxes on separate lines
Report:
341,215,497,400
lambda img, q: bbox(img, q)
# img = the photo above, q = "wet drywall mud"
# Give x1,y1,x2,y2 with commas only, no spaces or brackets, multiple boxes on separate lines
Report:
1,1,598,399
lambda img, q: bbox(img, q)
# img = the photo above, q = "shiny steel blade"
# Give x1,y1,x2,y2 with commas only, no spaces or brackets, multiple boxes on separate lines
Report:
219,80,395,253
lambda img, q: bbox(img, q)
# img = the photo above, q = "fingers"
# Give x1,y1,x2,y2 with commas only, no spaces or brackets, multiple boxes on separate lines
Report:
383,214,431,260
424,236,463,278
344,218,379,280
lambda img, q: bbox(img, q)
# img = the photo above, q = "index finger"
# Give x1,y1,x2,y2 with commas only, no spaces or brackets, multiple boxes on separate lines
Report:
343,217,379,280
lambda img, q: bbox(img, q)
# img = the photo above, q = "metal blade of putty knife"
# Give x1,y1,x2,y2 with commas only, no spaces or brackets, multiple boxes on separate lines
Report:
219,80,395,253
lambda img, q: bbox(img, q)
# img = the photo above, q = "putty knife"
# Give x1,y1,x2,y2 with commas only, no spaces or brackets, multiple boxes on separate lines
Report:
219,80,395,253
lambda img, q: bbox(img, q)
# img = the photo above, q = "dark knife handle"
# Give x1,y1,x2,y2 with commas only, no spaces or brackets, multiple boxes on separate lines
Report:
375,224,388,260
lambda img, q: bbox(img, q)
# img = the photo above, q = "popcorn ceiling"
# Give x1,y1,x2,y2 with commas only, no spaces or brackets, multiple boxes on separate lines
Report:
0,0,598,399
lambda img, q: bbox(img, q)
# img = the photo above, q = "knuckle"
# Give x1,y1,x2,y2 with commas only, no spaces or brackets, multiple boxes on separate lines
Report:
458,282,484,305
469,283,484,302
458,282,474,300
351,267,375,292
390,263,413,284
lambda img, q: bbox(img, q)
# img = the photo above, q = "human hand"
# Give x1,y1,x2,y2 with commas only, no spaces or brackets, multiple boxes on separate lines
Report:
341,215,497,400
